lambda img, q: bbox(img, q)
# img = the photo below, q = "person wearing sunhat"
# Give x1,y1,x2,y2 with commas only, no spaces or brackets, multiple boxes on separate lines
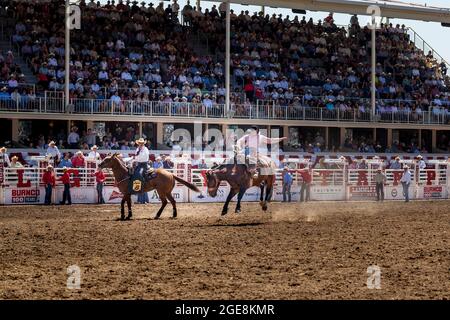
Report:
390,156,402,169
400,165,412,202
46,140,61,164
374,168,387,202
0,146,10,167
10,156,23,168
42,165,56,205
71,150,85,168
134,138,150,180
88,145,101,163
416,154,426,170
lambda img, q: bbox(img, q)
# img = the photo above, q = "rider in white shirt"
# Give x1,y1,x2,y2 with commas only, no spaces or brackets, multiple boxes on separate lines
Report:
235,126,287,178
134,138,150,179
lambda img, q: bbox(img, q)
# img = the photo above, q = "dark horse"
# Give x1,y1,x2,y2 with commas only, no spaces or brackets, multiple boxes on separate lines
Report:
98,153,200,220
205,162,276,215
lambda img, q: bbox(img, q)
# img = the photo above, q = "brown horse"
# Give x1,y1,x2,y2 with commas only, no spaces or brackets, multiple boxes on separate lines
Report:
205,162,276,215
98,153,200,220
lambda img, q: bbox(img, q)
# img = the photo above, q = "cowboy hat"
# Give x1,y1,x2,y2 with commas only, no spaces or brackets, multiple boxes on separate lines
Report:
417,155,423,159
62,166,68,171
47,165,54,170
11,156,18,161
91,145,98,150
0,147,6,152
135,138,146,145
49,141,56,146
76,150,83,155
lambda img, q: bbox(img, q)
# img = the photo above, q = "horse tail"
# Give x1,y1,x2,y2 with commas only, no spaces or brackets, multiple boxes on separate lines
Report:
173,175,200,192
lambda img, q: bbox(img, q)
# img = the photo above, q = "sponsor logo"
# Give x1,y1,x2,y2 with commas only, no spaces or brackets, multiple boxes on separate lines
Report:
132,180,142,192
423,186,443,199
391,189,398,198
11,188,41,203
349,185,377,199
109,190,123,201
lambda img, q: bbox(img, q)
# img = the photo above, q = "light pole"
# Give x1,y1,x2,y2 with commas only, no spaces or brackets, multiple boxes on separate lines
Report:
65,0,70,111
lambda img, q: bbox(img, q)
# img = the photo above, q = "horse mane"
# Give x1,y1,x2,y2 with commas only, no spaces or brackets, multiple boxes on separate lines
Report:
111,153,128,172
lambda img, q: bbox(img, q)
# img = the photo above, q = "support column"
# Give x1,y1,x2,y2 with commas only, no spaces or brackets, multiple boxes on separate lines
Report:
196,0,200,10
138,121,143,137
156,122,164,146
418,129,422,149
339,127,346,148
432,129,437,153
387,128,393,148
325,127,329,151
373,128,377,144
11,119,19,142
67,120,72,136
86,120,94,130
225,1,230,117
283,125,289,149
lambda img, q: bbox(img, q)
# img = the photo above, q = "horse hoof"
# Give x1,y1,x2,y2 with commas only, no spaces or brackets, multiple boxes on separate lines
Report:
154,216,161,220
235,209,241,214
262,205,268,211
221,211,228,216
125,216,132,220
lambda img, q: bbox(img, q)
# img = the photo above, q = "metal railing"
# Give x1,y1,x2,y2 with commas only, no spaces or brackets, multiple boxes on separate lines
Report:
1,96,450,125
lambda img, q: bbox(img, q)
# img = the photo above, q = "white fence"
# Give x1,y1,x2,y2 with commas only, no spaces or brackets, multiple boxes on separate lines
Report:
1,163,449,205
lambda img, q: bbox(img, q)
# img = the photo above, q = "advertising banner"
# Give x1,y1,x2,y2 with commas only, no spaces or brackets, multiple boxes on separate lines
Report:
348,185,377,201
416,185,448,199
55,186,97,204
310,185,346,201
3,187,46,204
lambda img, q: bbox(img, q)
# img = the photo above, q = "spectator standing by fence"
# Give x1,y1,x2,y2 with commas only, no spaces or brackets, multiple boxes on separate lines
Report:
9,156,23,168
375,168,387,201
42,165,56,205
59,167,72,205
92,167,106,204
58,153,73,168
46,141,61,165
400,165,412,202
282,167,293,202
0,147,10,167
72,151,85,168
299,167,312,202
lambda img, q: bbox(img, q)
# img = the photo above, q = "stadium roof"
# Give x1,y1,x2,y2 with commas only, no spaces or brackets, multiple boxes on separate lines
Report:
214,0,450,23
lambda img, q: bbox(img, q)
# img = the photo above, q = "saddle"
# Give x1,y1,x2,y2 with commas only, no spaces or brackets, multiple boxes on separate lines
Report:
128,167,157,194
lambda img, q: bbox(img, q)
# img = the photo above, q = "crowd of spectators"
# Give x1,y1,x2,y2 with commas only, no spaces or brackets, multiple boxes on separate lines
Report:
1,0,448,118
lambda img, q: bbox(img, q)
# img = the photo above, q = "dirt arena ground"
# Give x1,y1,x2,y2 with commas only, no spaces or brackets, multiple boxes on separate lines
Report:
0,200,449,300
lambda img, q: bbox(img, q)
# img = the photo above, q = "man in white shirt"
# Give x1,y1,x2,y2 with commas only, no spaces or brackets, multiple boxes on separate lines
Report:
236,126,287,178
88,145,101,164
46,141,61,164
134,138,150,180
416,155,426,170
400,165,412,202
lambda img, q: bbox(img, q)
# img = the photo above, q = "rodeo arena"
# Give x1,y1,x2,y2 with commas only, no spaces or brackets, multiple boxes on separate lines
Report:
0,0,449,303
